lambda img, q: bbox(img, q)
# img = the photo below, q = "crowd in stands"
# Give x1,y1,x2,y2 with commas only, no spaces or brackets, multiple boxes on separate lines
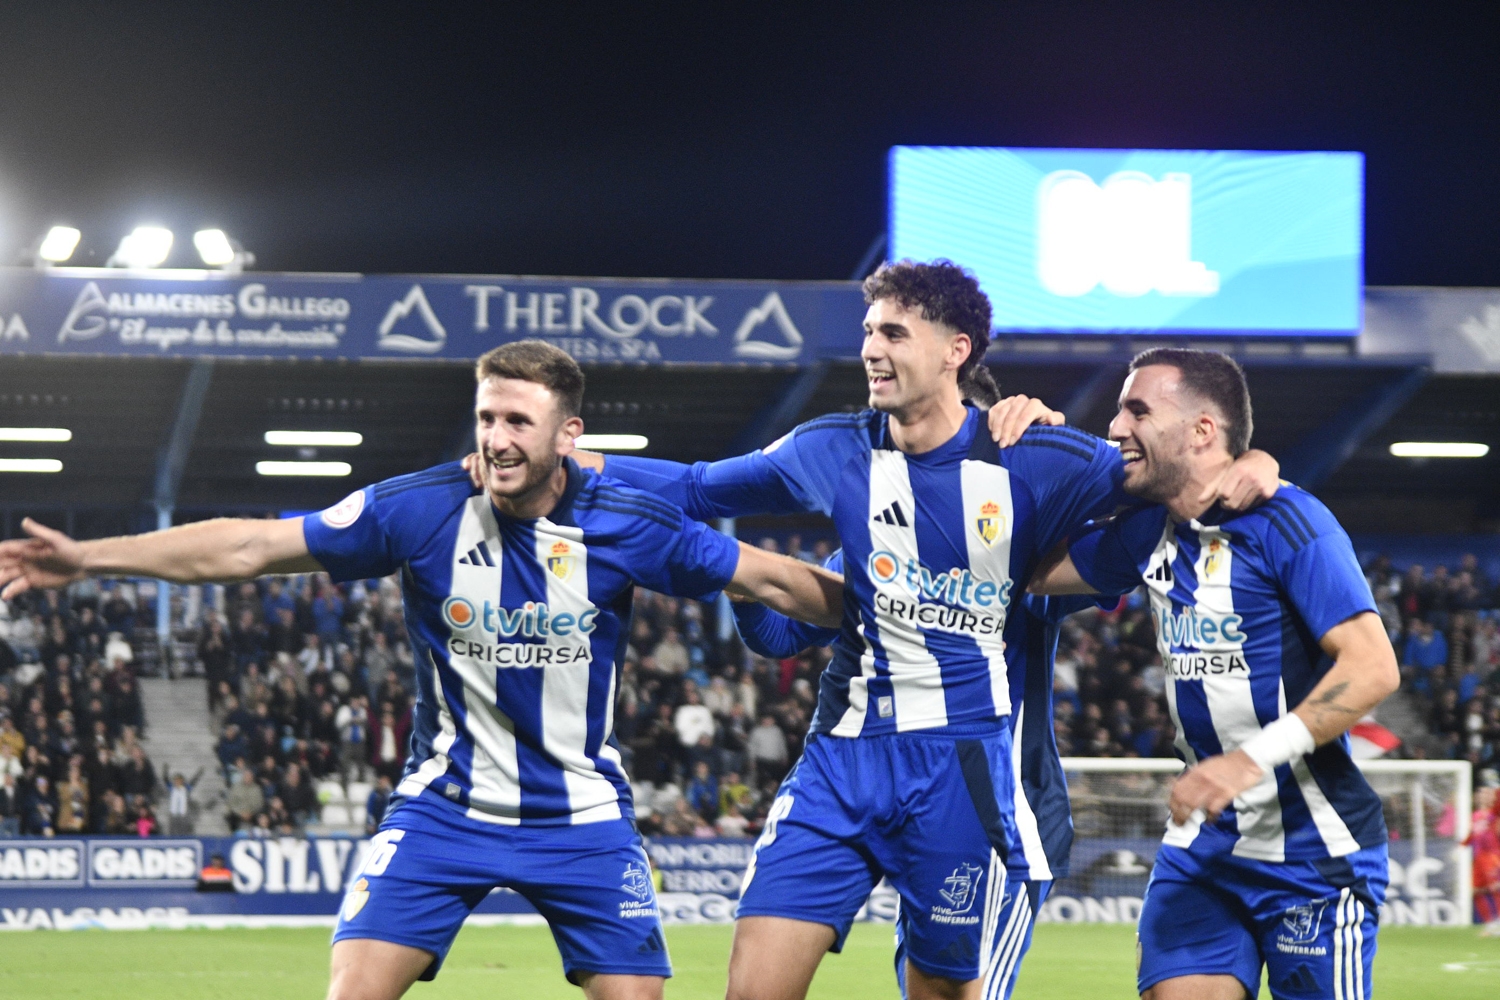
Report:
1367,553,1500,784
207,575,414,837
6,534,1496,843
0,583,163,837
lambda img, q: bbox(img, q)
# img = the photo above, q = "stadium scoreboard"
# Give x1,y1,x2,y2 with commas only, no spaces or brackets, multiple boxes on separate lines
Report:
889,146,1363,337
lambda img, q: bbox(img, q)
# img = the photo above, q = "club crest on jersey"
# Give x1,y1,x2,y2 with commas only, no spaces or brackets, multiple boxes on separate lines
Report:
1278,900,1328,947
1204,538,1227,578
975,500,1004,548
547,540,574,581
342,877,370,920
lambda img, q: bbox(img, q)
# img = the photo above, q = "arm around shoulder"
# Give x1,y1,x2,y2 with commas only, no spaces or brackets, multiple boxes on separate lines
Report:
725,543,843,629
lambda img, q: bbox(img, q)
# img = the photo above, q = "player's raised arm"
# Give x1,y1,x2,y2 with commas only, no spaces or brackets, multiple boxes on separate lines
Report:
724,542,843,629
0,515,321,598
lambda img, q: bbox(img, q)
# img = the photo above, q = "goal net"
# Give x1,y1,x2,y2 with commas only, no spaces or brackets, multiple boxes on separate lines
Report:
1050,757,1474,927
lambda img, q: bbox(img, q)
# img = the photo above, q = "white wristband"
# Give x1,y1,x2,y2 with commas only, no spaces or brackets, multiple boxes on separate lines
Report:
1239,714,1315,773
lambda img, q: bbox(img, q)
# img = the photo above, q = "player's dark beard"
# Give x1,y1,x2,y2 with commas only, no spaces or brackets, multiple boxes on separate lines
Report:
485,447,558,503
1125,432,1192,505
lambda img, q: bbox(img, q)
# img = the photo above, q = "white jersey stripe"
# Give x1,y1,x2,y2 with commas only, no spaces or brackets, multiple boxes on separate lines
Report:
535,519,621,824
959,459,1015,719
441,496,523,822
1189,525,1287,861
864,451,947,732
395,644,458,799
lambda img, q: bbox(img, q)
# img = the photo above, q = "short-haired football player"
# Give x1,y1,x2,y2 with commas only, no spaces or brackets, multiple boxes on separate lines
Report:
0,340,844,1000
1028,348,1399,1000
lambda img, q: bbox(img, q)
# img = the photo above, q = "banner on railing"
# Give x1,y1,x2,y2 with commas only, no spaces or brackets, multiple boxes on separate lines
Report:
0,835,899,930
0,268,867,365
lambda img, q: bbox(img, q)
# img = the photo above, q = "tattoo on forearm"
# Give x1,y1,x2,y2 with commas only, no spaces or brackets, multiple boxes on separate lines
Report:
1304,681,1361,729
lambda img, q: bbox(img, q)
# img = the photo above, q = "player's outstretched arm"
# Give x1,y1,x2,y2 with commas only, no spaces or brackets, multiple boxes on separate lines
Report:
1167,611,1398,825
0,516,321,598
724,543,843,629
1026,540,1099,596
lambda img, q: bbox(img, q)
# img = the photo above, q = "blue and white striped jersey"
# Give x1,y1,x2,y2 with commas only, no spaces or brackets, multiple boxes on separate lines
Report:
303,460,740,827
606,406,1125,738
732,552,1104,881
1068,487,1385,861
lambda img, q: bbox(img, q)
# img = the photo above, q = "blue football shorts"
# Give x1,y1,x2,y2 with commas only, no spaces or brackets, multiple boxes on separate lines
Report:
332,793,671,983
737,721,1028,985
895,877,1051,1000
1137,838,1388,999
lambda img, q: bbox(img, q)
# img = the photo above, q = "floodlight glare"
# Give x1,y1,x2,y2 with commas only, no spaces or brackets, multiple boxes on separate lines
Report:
1389,442,1490,458
264,431,363,447
574,434,649,451
113,226,174,268
38,226,81,263
194,228,236,266
256,461,353,477
0,427,71,442
0,459,63,473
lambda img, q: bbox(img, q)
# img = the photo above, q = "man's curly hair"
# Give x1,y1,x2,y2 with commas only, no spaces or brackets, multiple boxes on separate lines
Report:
861,259,993,379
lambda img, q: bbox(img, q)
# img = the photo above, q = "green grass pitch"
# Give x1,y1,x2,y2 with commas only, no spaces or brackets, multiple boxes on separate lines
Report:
0,924,1496,998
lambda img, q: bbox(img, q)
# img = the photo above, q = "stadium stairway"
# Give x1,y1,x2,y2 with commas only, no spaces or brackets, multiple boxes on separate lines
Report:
138,677,230,835
1375,687,1435,755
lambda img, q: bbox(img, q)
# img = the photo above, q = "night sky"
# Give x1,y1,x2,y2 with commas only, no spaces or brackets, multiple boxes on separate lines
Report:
2,3,1498,284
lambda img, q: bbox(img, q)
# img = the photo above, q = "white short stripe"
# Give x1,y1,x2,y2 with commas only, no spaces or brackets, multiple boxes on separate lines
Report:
978,851,1003,974
982,886,1027,999
1333,887,1349,1000
988,891,1033,1000
1352,898,1366,1000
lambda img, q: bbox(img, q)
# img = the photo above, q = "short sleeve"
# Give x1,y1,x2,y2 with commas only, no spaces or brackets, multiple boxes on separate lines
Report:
626,510,741,600
302,486,402,583
1270,502,1377,640
1067,508,1158,596
1002,427,1128,554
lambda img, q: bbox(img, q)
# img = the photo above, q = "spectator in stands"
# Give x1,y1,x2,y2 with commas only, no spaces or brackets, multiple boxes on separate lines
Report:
0,770,19,836
56,755,89,833
685,761,718,822
336,694,370,781
278,763,318,827
366,774,393,836
119,743,157,800
165,768,202,836
131,794,158,837
368,703,408,783
198,616,232,713
747,713,789,784
673,685,715,755
225,767,264,832
22,774,55,835
654,628,690,676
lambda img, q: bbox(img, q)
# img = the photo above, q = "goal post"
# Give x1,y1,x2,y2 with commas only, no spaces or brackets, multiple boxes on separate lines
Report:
1050,757,1474,927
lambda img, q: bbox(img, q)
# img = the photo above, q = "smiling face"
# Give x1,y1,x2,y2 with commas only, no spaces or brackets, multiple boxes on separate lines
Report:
474,377,584,506
860,298,970,416
1108,364,1197,503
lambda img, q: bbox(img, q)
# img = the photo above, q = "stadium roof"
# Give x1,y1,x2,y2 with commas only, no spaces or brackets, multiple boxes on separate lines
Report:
2,349,1495,539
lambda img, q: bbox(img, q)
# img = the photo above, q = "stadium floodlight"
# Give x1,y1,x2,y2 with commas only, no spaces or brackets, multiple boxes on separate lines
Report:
256,461,352,477
110,226,174,268
193,228,236,266
0,459,63,473
0,427,71,442
1389,442,1490,458
574,434,649,450
37,226,81,263
264,431,363,447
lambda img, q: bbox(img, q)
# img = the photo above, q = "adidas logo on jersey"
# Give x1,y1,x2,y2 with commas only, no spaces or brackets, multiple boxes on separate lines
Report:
457,541,496,567
872,501,909,527
1147,562,1172,583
